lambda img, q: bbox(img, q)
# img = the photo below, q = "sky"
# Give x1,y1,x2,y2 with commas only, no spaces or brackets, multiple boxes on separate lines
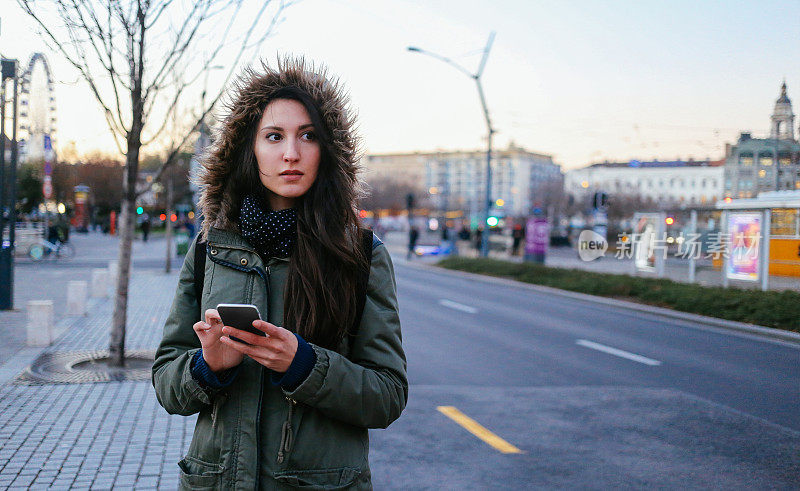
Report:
1,0,799,170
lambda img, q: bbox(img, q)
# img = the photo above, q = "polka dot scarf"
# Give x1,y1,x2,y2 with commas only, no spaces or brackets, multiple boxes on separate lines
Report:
238,194,298,259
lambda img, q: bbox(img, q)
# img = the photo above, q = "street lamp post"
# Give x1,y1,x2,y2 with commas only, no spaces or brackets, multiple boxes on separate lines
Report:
408,32,496,257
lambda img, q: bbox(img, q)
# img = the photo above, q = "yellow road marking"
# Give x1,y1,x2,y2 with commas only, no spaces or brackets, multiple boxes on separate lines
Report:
437,406,524,454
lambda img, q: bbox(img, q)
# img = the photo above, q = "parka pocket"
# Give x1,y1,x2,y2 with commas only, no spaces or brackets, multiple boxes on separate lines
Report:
273,467,361,490
178,456,224,490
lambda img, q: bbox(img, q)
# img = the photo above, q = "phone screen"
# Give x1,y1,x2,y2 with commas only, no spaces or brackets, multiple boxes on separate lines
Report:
217,304,264,344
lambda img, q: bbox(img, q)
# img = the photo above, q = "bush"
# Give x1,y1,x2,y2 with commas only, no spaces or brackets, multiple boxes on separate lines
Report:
437,257,800,333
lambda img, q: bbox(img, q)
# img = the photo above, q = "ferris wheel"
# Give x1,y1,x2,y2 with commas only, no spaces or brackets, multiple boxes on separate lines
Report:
18,52,58,163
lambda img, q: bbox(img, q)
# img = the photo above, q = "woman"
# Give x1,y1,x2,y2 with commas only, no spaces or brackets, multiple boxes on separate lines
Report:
152,58,408,490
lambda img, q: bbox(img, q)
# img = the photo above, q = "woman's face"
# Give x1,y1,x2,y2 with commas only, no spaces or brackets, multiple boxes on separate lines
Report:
253,98,321,210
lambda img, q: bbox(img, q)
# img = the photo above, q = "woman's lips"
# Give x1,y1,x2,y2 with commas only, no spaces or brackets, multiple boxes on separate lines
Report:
279,170,304,182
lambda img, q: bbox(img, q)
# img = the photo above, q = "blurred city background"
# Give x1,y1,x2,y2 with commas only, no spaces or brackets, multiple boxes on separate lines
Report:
0,0,798,489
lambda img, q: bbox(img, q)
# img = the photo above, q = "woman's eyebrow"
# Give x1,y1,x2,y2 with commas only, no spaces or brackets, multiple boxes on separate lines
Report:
260,123,314,132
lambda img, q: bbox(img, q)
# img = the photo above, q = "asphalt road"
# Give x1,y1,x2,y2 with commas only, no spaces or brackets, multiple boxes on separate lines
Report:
369,258,800,489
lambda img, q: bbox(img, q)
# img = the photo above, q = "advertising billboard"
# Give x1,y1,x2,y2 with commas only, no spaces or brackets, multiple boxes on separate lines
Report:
633,213,661,272
525,216,549,263
726,212,761,282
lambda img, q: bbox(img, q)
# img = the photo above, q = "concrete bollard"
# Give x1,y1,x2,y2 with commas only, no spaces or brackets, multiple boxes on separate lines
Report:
66,280,88,316
91,268,108,298
27,300,54,346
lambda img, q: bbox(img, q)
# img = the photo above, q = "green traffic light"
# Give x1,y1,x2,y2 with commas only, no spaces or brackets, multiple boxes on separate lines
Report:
136,207,143,215
487,216,499,227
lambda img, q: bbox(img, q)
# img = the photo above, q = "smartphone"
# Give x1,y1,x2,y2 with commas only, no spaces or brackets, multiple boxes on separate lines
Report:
217,303,265,344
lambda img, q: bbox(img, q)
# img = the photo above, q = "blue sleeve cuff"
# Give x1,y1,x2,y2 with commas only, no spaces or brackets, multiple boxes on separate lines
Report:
271,333,317,391
190,349,240,389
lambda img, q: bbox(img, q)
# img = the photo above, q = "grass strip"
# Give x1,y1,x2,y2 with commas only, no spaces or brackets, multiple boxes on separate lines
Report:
437,257,800,333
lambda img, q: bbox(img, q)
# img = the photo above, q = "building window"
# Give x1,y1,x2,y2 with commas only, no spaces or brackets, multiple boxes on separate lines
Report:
740,154,754,166
759,153,773,166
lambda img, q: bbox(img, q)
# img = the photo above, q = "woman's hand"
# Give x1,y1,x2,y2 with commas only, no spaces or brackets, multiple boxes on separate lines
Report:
219,320,298,373
192,309,245,373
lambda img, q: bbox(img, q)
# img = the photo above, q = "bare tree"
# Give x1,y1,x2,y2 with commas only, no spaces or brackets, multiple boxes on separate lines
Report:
17,0,292,366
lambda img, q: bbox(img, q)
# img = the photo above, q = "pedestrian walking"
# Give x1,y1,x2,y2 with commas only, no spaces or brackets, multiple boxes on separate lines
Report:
152,58,408,490
512,224,525,256
141,213,151,242
407,225,419,260
474,226,484,255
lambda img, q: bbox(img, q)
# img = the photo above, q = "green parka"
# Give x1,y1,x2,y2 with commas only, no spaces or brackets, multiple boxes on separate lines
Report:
151,60,407,490
152,229,407,490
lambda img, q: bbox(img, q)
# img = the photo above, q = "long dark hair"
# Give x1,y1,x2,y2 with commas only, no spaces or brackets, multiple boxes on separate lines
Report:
231,86,367,350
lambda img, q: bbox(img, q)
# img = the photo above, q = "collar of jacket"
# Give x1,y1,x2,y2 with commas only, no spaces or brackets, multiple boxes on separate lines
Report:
206,227,290,267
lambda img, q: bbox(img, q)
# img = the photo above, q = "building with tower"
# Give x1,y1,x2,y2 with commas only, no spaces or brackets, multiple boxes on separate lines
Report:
724,82,800,198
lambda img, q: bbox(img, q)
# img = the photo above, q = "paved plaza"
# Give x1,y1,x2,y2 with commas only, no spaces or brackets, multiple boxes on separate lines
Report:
0,265,193,489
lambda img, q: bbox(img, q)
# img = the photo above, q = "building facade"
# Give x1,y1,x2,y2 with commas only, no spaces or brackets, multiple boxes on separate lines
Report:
363,144,563,218
724,82,800,198
565,159,725,206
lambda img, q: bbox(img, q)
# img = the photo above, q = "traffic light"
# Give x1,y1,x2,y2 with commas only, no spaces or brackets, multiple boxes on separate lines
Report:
593,191,608,210
136,207,143,215
665,216,675,225
487,216,499,227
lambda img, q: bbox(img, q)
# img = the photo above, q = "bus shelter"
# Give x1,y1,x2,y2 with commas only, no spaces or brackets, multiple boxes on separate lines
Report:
716,190,800,290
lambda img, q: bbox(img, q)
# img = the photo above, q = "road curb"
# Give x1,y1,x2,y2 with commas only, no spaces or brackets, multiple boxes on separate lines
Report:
396,257,800,346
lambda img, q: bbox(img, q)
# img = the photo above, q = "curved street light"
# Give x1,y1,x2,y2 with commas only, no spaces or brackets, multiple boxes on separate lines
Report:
407,32,496,257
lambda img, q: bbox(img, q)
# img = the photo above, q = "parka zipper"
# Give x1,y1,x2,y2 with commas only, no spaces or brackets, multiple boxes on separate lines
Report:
254,264,270,491
277,396,296,464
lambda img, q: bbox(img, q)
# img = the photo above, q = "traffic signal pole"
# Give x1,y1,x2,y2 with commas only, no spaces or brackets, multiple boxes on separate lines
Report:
0,58,18,310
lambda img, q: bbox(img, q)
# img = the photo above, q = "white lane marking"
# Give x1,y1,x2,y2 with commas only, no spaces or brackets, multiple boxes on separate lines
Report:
576,339,662,366
439,299,478,314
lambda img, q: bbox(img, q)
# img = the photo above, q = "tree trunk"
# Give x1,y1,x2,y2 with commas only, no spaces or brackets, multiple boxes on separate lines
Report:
109,130,141,366
165,178,172,273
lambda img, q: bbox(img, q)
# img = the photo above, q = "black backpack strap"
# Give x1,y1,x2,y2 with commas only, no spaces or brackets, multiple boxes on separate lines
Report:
351,228,375,339
193,236,207,320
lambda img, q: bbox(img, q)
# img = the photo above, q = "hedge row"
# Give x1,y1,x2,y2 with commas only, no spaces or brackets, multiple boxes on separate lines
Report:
436,257,800,333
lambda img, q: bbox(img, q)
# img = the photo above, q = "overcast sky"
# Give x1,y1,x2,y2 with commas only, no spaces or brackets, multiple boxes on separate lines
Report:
2,0,799,169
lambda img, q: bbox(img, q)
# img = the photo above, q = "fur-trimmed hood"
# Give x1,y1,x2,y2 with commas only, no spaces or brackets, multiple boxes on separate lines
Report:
197,58,360,239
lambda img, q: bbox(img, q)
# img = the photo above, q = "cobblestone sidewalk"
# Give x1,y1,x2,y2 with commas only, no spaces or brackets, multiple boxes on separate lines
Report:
0,269,194,490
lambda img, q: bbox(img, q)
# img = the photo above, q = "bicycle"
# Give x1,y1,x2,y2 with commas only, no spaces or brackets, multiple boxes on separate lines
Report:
27,239,76,262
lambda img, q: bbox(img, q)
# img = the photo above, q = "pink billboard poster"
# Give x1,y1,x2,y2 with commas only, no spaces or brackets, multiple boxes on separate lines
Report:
726,212,761,282
525,217,549,256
